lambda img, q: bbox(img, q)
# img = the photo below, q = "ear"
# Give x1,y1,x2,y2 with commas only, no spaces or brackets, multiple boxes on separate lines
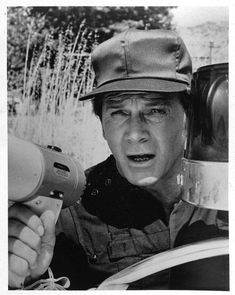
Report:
182,113,188,148
101,121,106,140
102,129,106,140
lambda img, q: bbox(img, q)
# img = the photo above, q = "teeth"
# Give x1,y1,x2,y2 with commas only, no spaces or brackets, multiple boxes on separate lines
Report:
134,157,148,161
128,154,154,162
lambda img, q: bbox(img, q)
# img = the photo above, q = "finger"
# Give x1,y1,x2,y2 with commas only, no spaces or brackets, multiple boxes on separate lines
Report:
9,204,44,237
8,270,26,289
8,252,30,277
9,237,38,269
9,219,41,253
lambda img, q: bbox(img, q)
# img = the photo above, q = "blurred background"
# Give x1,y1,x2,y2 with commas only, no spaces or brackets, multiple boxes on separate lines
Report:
7,6,229,169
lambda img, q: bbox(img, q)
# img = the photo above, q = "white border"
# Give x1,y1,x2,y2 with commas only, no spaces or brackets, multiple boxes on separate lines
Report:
1,1,233,295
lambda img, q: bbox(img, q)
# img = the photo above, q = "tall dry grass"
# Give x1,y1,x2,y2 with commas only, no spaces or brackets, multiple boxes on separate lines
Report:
8,24,110,169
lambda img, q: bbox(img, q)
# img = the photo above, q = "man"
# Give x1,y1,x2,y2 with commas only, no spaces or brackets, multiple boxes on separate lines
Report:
8,29,228,290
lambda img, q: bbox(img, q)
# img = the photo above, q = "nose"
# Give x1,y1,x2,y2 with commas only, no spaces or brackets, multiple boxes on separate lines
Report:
124,115,149,144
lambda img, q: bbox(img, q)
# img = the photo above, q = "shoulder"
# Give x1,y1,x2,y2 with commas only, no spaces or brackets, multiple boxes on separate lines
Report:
85,154,115,179
56,155,116,240
84,155,117,191
56,155,116,232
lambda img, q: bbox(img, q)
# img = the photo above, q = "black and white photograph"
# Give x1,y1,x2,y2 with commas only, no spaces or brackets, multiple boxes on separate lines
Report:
1,1,232,292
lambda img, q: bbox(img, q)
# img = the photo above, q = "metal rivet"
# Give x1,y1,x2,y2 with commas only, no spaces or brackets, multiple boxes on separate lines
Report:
91,188,99,196
89,254,97,263
105,178,112,186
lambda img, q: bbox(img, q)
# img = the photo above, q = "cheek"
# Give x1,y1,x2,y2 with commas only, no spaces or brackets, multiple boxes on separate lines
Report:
102,116,112,139
102,118,122,151
156,118,186,157
169,122,186,155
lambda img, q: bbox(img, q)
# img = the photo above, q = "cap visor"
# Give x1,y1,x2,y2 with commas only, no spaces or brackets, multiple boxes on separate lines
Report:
79,78,189,101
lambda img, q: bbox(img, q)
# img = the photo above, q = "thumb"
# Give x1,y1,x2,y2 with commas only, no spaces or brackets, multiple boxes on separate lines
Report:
40,210,56,247
30,210,56,279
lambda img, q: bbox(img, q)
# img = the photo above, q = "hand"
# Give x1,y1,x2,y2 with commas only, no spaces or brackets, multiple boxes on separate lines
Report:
8,204,56,289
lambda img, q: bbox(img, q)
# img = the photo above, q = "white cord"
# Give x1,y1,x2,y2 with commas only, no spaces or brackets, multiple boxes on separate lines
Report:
23,267,70,290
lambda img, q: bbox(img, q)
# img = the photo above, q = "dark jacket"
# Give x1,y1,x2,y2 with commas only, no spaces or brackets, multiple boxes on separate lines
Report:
52,155,228,290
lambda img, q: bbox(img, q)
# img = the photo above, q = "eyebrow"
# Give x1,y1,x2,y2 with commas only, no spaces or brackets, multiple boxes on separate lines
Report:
104,96,173,109
144,100,172,107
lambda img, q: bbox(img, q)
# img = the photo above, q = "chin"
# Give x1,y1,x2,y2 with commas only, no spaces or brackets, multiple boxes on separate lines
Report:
136,176,159,186
125,172,159,187
117,161,160,187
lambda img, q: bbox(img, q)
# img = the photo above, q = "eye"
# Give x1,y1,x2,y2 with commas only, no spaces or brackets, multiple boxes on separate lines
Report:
146,107,168,116
149,108,166,115
144,106,170,123
111,110,129,117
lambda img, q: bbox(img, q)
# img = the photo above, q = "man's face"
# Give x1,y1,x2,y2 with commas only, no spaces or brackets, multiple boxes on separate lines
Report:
102,92,187,187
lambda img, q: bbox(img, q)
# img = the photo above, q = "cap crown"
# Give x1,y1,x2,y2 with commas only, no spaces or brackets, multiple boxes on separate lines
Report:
92,29,192,87
79,29,192,100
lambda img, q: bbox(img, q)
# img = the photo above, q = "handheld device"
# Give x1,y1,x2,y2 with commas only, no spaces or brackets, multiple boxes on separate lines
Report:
8,135,86,221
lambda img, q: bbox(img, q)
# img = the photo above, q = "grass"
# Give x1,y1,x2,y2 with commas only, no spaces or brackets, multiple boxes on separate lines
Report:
8,24,110,170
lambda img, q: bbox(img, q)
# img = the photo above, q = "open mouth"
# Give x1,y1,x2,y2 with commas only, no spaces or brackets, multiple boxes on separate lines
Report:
127,154,155,162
